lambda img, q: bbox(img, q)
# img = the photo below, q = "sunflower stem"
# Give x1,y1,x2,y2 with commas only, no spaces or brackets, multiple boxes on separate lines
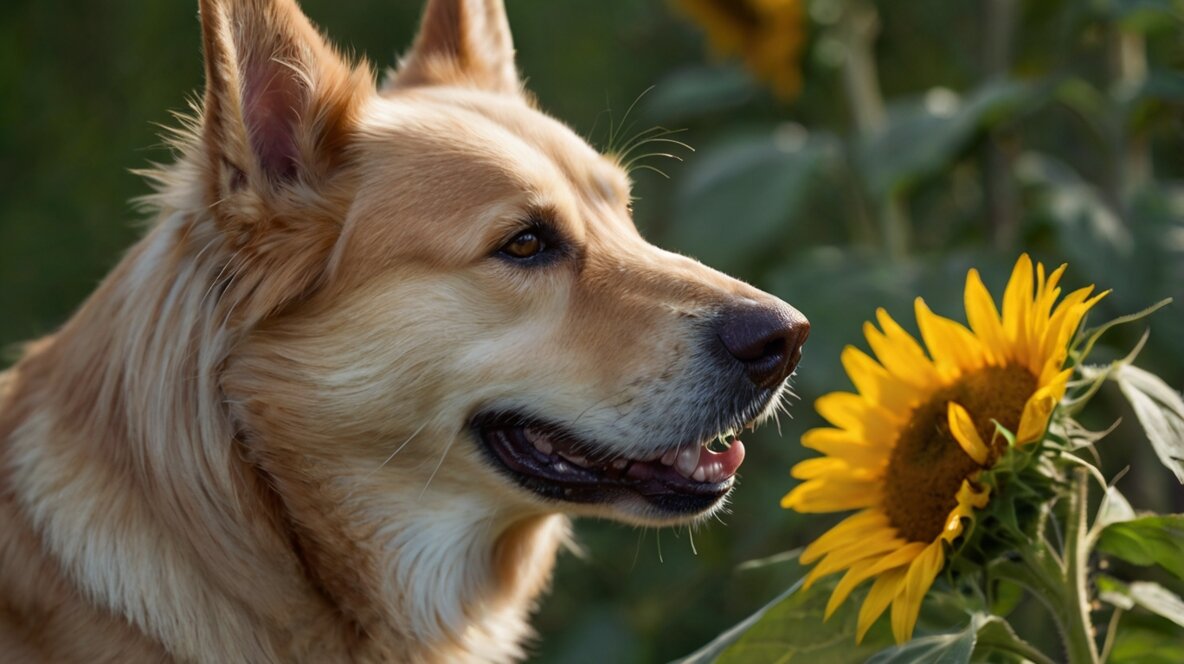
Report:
1059,468,1100,664
989,471,1099,663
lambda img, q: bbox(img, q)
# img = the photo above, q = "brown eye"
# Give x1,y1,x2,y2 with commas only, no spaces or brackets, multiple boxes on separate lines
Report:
501,231,544,259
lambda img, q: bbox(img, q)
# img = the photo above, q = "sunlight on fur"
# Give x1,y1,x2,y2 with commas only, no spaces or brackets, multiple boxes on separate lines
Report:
0,0,807,661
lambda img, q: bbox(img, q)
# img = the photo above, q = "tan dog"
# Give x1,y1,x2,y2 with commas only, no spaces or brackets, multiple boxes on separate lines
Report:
0,0,808,661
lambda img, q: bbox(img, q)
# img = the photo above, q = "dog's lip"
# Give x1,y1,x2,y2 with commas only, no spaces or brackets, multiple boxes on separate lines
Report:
471,412,746,510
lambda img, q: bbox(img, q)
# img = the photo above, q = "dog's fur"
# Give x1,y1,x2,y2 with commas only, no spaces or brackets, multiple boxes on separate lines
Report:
0,1,804,661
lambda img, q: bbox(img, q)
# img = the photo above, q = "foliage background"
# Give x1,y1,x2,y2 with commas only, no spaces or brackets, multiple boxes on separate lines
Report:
2,0,1182,661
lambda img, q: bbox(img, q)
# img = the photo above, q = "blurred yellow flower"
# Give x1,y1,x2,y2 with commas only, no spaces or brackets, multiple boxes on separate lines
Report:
673,0,806,99
782,255,1107,644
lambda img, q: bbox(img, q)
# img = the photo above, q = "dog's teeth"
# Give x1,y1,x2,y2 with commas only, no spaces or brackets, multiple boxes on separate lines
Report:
674,444,701,478
611,458,628,470
562,453,589,467
692,466,708,482
660,449,677,466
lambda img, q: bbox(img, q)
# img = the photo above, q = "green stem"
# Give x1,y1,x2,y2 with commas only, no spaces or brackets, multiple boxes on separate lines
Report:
990,470,1100,664
1061,468,1101,664
838,1,912,261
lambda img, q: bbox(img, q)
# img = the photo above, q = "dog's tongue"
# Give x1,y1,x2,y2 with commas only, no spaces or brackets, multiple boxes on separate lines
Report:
668,439,746,483
700,439,746,481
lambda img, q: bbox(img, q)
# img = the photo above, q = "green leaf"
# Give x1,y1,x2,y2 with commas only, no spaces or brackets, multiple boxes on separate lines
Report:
735,548,803,573
671,130,835,272
1098,514,1184,580
1128,582,1184,628
674,580,805,664
1092,486,1137,535
1112,363,1184,483
1098,0,1184,32
973,616,1054,664
643,66,758,123
1108,619,1184,663
1073,298,1171,366
864,614,981,664
1015,152,1136,281
679,576,892,664
858,80,1036,198
1097,576,1184,627
989,580,1024,618
1134,70,1184,104
1098,574,1137,610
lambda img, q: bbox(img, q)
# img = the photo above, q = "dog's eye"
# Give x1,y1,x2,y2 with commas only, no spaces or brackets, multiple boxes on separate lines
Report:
500,231,545,259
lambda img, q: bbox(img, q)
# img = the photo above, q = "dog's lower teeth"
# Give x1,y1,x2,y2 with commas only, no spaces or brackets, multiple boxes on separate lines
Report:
674,444,701,478
561,453,588,467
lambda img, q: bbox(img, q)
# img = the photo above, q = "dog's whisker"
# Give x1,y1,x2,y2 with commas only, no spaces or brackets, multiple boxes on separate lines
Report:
615,127,692,167
370,421,429,476
629,163,671,179
630,527,648,571
603,85,655,155
419,430,456,500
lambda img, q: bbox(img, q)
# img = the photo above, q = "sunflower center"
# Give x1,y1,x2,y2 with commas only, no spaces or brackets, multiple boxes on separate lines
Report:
882,365,1037,543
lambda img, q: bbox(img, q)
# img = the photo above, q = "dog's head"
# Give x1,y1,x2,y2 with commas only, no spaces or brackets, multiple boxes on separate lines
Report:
197,0,807,530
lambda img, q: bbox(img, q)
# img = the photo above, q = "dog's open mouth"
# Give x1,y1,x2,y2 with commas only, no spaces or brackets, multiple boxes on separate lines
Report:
473,413,747,514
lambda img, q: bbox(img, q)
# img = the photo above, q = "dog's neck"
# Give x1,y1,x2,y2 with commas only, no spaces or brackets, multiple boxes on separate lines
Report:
0,207,568,662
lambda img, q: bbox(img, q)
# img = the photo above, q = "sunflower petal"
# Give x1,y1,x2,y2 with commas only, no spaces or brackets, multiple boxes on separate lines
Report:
863,541,928,576
825,559,880,620
947,401,989,465
791,457,879,481
941,479,991,543
1016,368,1071,444
781,478,881,512
890,542,945,644
841,346,920,413
1001,254,1034,363
857,568,906,643
804,533,905,588
1028,263,1067,355
866,311,942,389
799,510,887,564
816,392,901,435
799,428,887,466
915,298,987,376
964,269,1007,363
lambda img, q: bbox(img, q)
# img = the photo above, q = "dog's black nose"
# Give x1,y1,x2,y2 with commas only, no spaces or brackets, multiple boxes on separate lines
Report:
717,304,809,389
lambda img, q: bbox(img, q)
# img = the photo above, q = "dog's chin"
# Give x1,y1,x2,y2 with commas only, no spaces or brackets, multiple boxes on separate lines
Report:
471,410,751,524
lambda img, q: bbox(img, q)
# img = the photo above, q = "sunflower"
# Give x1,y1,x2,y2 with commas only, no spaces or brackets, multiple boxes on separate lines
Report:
781,255,1107,644
673,0,806,99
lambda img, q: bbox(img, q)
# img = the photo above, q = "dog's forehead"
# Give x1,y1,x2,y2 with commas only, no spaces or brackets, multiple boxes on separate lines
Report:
338,90,637,272
362,90,630,196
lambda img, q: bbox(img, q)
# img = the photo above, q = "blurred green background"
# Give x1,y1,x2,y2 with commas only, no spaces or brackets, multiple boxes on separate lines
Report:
2,0,1182,661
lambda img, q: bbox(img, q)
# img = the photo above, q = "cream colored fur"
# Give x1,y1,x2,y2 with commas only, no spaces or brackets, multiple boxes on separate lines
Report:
0,0,795,661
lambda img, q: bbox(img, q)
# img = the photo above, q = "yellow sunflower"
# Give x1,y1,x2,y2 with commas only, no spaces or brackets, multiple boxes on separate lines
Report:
673,0,806,99
781,255,1107,644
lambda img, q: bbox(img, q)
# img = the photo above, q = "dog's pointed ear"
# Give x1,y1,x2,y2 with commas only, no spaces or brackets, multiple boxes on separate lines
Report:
385,0,520,95
199,0,373,203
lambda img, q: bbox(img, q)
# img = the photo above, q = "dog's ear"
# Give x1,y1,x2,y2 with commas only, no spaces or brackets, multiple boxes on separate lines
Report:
385,0,520,95
195,0,372,322
199,0,372,203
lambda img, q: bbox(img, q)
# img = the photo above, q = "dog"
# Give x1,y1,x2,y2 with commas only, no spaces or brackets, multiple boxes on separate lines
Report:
0,0,808,661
